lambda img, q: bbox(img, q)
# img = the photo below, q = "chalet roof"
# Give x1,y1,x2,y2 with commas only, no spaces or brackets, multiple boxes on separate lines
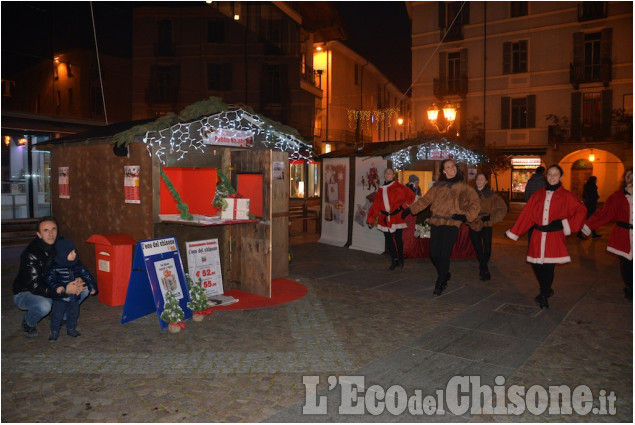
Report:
320,136,484,168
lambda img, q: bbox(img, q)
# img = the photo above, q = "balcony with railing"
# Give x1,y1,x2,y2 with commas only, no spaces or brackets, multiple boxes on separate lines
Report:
433,75,468,99
570,60,612,89
548,121,632,144
301,66,323,90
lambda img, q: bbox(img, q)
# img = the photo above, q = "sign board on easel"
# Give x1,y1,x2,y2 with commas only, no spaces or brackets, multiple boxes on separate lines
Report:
185,239,224,297
121,236,192,331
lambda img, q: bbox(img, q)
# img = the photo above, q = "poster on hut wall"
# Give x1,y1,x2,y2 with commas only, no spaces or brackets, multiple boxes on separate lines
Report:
124,166,141,204
349,157,387,254
185,239,224,297
58,167,70,199
319,158,349,247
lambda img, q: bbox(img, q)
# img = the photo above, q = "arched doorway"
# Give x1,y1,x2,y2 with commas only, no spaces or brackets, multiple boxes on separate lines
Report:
559,148,624,201
570,159,593,198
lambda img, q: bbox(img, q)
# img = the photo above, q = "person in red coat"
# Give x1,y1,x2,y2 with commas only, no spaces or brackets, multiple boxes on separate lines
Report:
506,164,587,309
581,168,633,300
367,167,415,270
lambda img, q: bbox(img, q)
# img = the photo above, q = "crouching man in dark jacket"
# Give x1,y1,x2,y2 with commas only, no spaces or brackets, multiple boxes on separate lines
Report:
13,217,85,338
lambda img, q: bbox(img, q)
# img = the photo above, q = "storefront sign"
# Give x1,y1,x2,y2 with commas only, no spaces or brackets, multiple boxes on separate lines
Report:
202,126,254,148
427,150,453,160
511,158,541,167
121,236,192,331
186,239,224,297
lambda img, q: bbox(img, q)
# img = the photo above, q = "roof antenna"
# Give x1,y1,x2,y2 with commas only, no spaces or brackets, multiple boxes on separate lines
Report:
90,1,109,125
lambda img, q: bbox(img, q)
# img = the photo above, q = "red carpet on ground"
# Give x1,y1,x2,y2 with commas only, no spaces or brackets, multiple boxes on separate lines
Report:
210,279,307,311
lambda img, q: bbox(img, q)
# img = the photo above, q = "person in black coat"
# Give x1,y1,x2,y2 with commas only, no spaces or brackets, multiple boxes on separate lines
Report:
12,217,85,338
578,176,601,238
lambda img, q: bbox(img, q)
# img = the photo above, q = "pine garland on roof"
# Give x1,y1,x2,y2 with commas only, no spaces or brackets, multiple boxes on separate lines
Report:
112,97,230,147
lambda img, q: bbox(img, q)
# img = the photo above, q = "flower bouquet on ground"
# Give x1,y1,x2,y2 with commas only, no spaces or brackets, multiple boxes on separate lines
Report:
161,290,185,333
186,274,213,322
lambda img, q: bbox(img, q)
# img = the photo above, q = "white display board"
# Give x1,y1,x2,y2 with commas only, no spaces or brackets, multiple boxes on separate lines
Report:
185,239,224,297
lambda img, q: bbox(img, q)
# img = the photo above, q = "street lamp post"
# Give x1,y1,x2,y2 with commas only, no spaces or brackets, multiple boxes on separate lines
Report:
427,102,457,133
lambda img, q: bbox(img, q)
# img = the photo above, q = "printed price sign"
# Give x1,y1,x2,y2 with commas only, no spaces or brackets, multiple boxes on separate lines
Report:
185,239,224,297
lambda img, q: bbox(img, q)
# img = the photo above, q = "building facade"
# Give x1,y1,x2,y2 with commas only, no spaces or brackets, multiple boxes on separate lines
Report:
312,40,411,154
409,1,632,201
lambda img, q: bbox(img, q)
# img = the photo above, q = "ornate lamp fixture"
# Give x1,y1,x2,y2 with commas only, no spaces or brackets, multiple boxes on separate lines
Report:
427,102,457,133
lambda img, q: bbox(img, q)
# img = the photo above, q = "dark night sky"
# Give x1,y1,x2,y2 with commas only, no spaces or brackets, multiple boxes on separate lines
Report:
2,1,411,92
335,2,411,93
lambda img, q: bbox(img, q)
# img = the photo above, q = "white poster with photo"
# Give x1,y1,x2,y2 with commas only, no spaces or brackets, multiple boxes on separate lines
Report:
349,157,387,254
319,157,349,247
153,257,184,301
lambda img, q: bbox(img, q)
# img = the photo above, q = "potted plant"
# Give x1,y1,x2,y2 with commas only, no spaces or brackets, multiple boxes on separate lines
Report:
160,290,185,333
186,274,212,322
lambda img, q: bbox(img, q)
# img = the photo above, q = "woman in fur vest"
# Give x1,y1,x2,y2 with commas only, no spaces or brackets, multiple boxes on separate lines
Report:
402,159,480,295
367,167,416,270
506,164,587,309
467,173,508,281
581,168,632,300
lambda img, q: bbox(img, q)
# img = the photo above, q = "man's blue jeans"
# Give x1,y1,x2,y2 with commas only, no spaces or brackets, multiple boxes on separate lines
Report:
14,289,89,327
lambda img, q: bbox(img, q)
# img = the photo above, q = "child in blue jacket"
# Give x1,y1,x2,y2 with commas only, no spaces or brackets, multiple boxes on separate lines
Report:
46,238,97,341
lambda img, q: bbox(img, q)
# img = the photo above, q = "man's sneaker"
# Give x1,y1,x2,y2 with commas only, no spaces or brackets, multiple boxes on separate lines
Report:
67,329,81,337
22,319,38,338
48,331,59,342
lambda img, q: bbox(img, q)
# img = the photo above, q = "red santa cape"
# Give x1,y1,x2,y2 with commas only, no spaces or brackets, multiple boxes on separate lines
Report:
366,181,415,233
506,186,587,264
582,189,632,260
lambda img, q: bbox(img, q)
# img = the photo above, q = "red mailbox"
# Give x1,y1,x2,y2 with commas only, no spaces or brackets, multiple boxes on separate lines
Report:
86,234,136,306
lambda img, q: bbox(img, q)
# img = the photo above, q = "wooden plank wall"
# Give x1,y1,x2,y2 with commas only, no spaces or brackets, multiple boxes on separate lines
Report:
271,150,289,279
230,149,272,297
49,139,154,278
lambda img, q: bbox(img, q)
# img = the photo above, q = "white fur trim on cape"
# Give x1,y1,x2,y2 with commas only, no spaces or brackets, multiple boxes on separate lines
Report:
527,255,571,264
562,218,571,236
378,223,408,233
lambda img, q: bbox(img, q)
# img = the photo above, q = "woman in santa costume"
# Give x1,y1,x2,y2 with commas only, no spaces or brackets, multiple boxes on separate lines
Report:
367,167,415,270
506,164,587,309
401,159,480,295
581,168,632,300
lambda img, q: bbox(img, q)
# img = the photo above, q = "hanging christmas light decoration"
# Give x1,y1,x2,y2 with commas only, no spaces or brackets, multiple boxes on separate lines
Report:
388,138,484,169
143,108,314,165
347,107,400,131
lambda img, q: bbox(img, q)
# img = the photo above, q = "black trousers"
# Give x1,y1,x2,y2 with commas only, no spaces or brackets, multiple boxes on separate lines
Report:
430,225,459,281
531,263,556,296
620,256,633,288
468,227,493,270
51,298,79,333
384,229,403,261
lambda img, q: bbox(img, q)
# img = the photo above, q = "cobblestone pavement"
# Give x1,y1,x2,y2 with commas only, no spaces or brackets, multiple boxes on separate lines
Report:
1,212,632,422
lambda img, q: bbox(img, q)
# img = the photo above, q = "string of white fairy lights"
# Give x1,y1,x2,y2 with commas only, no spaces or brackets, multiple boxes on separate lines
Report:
389,138,483,169
143,109,314,164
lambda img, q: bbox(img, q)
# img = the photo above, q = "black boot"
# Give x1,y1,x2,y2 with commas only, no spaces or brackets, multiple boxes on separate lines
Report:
433,276,448,296
398,255,404,269
389,259,399,270
535,294,549,309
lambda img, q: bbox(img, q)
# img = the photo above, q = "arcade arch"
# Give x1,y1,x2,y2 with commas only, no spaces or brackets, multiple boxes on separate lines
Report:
558,148,624,201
